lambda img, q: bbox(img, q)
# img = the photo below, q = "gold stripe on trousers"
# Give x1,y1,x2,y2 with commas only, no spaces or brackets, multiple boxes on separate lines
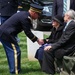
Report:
11,43,18,74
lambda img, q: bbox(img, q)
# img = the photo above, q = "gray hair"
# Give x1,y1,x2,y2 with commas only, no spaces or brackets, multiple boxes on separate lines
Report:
65,9,75,20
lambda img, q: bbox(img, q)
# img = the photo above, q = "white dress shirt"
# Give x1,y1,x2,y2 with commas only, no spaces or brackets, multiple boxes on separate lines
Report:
67,0,70,10
63,0,70,14
63,20,72,31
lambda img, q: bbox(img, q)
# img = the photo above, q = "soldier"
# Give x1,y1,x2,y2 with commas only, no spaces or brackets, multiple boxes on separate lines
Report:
0,0,23,24
0,3,44,74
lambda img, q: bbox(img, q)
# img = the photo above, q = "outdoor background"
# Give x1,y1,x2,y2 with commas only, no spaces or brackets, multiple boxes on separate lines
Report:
0,31,59,75
0,0,57,75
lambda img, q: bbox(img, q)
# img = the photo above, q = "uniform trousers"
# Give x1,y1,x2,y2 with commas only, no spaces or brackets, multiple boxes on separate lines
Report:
0,38,21,74
42,50,55,74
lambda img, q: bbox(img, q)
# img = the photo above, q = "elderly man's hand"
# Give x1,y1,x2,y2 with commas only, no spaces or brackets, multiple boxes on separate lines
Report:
44,45,52,51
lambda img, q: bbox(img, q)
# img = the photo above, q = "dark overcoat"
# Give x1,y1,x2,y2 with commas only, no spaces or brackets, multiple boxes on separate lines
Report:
35,25,64,60
44,25,64,44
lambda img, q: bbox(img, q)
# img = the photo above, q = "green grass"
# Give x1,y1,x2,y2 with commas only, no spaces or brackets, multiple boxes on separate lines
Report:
0,32,59,75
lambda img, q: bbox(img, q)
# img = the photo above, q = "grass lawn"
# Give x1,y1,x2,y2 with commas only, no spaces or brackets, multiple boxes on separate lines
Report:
0,31,59,75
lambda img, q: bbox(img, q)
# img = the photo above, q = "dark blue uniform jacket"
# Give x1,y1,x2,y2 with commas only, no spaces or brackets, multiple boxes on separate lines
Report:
0,0,22,16
0,11,38,44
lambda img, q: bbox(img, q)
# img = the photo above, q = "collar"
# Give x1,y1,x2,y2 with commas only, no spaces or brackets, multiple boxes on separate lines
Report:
66,20,73,25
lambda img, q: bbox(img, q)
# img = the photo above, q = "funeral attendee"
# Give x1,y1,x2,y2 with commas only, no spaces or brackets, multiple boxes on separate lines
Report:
52,0,75,17
42,10,75,75
0,0,23,24
35,15,64,68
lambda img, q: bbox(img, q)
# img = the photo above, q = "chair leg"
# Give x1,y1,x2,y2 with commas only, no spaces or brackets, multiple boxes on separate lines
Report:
55,58,63,73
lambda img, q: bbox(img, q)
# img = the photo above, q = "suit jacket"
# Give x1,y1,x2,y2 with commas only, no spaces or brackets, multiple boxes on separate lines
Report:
52,0,75,17
0,11,37,44
0,0,22,16
51,21,75,59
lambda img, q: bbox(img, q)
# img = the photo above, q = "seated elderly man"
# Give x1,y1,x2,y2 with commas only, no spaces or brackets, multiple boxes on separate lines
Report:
41,9,75,75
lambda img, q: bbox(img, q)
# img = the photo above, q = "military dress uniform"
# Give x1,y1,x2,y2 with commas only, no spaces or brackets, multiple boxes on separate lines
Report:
0,0,22,24
0,4,43,74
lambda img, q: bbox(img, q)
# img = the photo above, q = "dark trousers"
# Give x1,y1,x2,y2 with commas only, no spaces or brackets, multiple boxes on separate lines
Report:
35,44,50,67
42,50,55,74
41,48,73,74
0,38,21,74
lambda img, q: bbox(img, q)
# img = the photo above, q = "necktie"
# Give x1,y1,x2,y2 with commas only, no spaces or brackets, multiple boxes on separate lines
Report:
63,0,67,14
